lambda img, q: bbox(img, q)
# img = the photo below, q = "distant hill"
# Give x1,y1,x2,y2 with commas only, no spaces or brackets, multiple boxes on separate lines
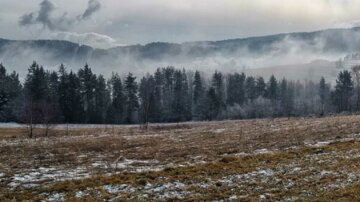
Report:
1,27,360,80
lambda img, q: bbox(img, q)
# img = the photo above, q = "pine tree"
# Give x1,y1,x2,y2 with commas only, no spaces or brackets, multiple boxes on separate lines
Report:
211,71,225,108
78,64,97,123
333,70,353,112
267,75,278,102
41,70,61,136
181,69,192,121
205,87,220,120
58,64,70,122
192,71,205,120
162,67,175,121
170,70,191,122
245,76,257,101
107,73,125,124
0,64,7,111
139,75,156,125
124,73,139,123
255,77,266,98
153,68,164,122
226,73,246,105
0,64,22,122
67,71,82,123
279,78,294,116
23,62,49,137
319,77,330,115
95,75,110,123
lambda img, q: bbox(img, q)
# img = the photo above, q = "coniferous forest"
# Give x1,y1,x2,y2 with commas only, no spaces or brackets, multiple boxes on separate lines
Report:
0,61,358,125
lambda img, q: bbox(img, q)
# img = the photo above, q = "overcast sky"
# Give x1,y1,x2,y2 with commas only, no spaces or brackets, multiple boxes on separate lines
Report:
1,0,360,48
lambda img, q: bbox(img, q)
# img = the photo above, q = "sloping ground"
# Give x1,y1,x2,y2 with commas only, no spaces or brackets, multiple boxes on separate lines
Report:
1,115,360,201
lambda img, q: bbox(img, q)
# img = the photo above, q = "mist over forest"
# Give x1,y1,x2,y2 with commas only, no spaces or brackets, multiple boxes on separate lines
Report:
2,27,360,82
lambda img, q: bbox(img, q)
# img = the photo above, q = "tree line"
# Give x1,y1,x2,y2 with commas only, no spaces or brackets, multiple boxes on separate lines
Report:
0,62,358,128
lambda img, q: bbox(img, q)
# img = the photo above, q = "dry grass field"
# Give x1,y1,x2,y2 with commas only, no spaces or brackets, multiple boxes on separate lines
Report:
1,115,360,201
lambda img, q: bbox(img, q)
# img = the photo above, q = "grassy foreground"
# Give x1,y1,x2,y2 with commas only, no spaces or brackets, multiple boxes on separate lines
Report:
1,115,360,201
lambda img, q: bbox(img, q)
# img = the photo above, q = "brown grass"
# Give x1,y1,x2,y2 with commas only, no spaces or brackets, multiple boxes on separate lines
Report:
1,114,360,201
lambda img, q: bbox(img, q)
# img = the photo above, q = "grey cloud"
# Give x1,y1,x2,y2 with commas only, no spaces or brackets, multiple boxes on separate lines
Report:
19,0,101,31
19,13,35,26
36,0,55,29
79,0,101,20
18,0,72,31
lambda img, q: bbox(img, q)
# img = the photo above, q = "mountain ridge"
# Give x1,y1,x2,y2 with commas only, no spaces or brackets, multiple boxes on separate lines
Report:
1,27,360,80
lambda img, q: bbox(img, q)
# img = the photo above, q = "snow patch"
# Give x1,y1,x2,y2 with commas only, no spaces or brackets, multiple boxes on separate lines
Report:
213,128,226,133
254,148,273,154
46,193,65,202
103,184,129,193
8,166,90,188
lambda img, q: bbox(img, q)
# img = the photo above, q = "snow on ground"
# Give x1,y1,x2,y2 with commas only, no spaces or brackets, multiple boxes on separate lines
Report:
5,135,360,191
91,158,163,172
213,128,226,133
48,160,360,201
8,166,90,189
3,116,360,201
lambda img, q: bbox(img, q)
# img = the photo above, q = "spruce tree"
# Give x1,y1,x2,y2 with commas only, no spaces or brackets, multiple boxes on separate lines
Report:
139,75,156,125
107,73,125,124
162,67,175,121
153,68,164,122
267,75,278,101
23,62,49,137
319,77,330,115
245,76,257,102
255,76,266,98
95,75,110,123
333,70,353,112
124,73,139,123
206,87,220,120
211,71,225,108
279,78,294,116
193,71,205,120
78,64,97,123
226,73,246,105
0,64,22,122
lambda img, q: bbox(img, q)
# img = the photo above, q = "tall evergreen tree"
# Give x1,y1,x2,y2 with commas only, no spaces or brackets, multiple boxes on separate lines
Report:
212,71,225,109
162,67,175,121
319,77,330,115
205,87,221,120
267,75,278,101
152,68,164,122
255,76,267,98
95,75,110,123
245,76,257,101
23,62,49,137
139,75,157,125
279,78,294,116
124,73,139,123
0,64,22,122
182,69,192,120
78,64,97,123
107,73,125,124
171,70,191,122
333,70,353,112
226,73,246,105
192,71,206,120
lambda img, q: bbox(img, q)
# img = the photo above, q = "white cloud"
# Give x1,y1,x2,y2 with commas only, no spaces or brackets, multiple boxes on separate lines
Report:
50,32,124,49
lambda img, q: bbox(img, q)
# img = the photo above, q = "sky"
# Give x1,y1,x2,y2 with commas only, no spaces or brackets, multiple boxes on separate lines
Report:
1,0,360,49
